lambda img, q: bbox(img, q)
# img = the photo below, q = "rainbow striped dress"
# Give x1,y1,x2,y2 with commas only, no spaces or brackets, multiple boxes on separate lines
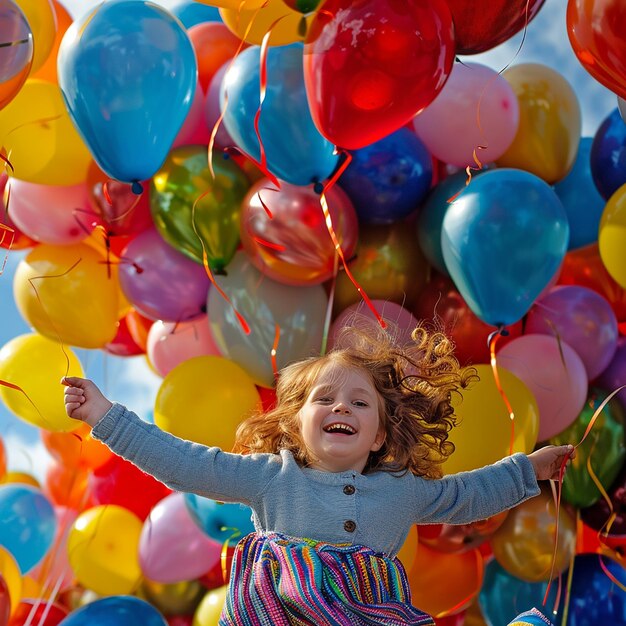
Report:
219,532,436,625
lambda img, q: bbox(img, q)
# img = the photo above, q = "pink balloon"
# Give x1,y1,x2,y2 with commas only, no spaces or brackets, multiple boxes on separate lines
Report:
7,179,94,245
147,314,221,377
205,63,235,149
139,492,222,583
412,62,519,168
329,300,419,350
526,286,618,380
496,334,588,442
173,80,211,148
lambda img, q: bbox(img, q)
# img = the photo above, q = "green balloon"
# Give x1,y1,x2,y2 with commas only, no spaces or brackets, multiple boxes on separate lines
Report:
549,387,626,509
150,146,250,273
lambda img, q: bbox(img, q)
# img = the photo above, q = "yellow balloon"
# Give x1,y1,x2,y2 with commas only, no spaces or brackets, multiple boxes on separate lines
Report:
20,574,41,600
396,525,418,574
0,80,91,185
155,356,260,450
0,546,22,618
599,183,626,288
16,0,56,72
441,364,539,475
198,0,265,8
13,243,121,349
0,333,83,431
67,505,143,596
497,63,581,184
0,471,41,488
220,0,314,46
193,586,228,626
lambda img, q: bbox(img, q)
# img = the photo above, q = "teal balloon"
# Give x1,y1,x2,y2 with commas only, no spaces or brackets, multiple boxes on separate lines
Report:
221,43,338,186
441,168,569,327
58,0,197,185
0,485,56,573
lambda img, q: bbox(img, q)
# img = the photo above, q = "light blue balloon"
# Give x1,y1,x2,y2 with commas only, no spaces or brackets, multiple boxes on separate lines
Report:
184,493,255,543
59,596,167,626
169,0,221,27
58,0,197,186
441,168,569,328
0,485,56,573
221,43,338,186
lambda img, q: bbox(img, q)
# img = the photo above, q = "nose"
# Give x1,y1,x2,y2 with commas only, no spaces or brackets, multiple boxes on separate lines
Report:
333,403,351,415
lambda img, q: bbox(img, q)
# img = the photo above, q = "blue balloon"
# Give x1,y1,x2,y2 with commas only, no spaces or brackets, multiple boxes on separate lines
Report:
441,168,569,328
0,485,56,573
555,137,606,250
59,596,167,626
339,128,432,224
184,493,255,543
58,0,197,186
221,43,338,186
169,0,221,27
590,108,626,201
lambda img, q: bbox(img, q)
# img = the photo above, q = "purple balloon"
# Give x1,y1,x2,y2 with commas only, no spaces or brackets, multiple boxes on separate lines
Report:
526,285,618,380
119,229,210,322
597,336,626,409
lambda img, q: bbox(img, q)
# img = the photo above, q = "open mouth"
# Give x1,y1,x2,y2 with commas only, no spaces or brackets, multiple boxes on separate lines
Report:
323,422,357,435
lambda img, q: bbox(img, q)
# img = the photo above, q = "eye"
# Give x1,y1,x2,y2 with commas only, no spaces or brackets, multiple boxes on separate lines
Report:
353,400,369,407
315,396,332,403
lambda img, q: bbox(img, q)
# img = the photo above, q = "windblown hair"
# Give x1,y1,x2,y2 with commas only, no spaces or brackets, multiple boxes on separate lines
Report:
234,319,478,478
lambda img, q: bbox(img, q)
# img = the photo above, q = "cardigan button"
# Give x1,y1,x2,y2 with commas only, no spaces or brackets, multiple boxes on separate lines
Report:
344,520,356,533
343,484,355,495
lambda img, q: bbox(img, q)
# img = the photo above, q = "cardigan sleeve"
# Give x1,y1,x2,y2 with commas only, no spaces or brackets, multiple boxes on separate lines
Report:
91,403,281,506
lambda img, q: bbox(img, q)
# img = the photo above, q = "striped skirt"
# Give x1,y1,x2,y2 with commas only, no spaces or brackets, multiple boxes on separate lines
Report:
219,532,435,626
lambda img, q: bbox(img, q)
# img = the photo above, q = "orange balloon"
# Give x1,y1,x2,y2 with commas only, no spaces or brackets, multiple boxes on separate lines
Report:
44,461,91,509
32,0,73,84
41,422,112,470
407,543,483,618
0,437,5,480
397,525,419,573
126,308,154,352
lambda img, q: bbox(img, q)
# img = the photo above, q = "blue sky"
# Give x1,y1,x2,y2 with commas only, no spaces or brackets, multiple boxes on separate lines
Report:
0,0,619,480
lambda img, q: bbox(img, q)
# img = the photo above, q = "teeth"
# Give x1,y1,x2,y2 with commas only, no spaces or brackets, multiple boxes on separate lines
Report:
324,423,356,434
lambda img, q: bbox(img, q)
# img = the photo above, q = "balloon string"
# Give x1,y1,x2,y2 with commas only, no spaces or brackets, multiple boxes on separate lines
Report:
320,251,339,356
0,173,14,271
271,323,280,382
221,526,242,584
0,380,48,428
488,328,515,456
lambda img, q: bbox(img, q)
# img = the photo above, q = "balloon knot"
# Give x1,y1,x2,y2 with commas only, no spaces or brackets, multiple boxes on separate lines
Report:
131,181,143,195
313,181,324,195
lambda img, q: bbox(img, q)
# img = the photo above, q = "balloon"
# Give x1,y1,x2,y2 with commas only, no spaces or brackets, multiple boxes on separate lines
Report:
118,229,210,322
284,0,320,13
441,364,539,475
597,337,626,409
184,494,255,543
32,0,72,84
339,128,432,224
140,493,222,584
15,0,55,72
150,146,249,273
396,525,419,574
549,388,626,509
191,586,227,626
67,505,143,596
589,108,626,201
441,168,569,327
13,243,121,348
204,64,235,149
44,462,91,510
526,286,618,380
154,354,260,449
599,182,626,289
239,179,358,285
497,64,581,184
0,472,38,488
172,79,211,149
59,596,167,626
0,485,56,573
104,315,145,358
89,454,172,521
207,251,328,387
554,137,606,250
0,439,4,482
147,315,220,378
567,0,626,100
58,0,197,184
413,62,519,168
8,599,67,625
199,0,264,9
141,579,205,618
6,179,93,246
0,333,83,431
445,0,546,55
0,575,8,625
479,559,563,626
170,1,222,28
0,0,33,110
620,96,626,122
220,0,313,46
303,0,455,150
125,308,153,352
0,80,91,185
333,221,430,315
221,44,338,186
0,548,20,619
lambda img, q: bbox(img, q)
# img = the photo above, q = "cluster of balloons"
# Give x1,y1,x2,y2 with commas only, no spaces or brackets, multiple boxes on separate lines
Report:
0,0,626,624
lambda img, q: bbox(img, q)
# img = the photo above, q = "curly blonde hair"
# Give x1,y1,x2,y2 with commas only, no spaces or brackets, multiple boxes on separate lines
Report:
234,319,477,478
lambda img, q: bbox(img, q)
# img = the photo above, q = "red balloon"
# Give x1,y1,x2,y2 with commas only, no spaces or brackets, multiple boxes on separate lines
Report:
8,600,67,626
435,612,465,626
567,0,626,100
0,576,9,626
304,0,455,149
125,308,154,352
446,0,546,55
167,617,194,626
104,315,145,357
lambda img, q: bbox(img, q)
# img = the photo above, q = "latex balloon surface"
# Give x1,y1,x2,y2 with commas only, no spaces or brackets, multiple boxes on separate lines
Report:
599,181,626,289
59,595,168,626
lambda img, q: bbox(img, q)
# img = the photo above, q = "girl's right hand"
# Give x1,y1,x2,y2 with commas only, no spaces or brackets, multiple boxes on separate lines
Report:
62,376,113,429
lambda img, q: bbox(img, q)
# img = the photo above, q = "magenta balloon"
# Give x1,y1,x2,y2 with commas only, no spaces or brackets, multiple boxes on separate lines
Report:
597,336,626,409
526,286,618,380
119,229,210,322
496,334,588,442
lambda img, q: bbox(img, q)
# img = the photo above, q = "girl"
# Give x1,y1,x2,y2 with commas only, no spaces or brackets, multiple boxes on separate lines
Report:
63,323,573,626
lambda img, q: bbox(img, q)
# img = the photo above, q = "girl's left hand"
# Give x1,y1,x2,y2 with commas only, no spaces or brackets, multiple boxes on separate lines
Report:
527,444,576,481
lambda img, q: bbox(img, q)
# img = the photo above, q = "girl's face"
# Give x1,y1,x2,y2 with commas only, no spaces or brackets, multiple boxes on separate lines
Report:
297,362,386,473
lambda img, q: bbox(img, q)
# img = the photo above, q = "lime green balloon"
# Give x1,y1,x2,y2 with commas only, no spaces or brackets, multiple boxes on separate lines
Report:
151,146,250,273
549,388,626,509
